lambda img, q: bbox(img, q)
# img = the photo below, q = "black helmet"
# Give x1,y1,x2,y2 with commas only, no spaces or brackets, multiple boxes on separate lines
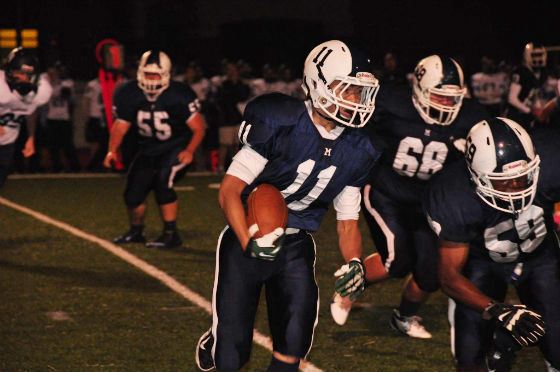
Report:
5,47,40,96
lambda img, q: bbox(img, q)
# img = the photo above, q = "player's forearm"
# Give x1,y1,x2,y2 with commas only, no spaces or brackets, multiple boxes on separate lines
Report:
107,121,129,153
337,219,362,262
507,84,531,113
439,267,492,313
185,125,205,154
219,175,251,248
26,110,38,138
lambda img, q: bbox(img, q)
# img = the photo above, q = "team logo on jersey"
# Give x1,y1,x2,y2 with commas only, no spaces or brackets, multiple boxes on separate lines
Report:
324,147,332,156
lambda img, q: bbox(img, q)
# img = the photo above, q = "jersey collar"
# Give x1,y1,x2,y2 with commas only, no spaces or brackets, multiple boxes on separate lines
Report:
305,100,345,140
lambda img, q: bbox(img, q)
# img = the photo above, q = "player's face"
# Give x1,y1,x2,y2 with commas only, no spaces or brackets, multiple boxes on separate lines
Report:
492,175,529,193
12,70,32,83
330,79,363,119
144,72,162,81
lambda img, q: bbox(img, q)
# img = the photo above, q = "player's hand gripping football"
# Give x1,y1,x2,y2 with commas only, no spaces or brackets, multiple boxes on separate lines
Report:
483,302,545,347
334,258,366,301
245,227,285,261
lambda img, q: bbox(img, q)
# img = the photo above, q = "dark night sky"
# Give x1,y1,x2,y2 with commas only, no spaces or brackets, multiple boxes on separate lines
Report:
2,0,558,80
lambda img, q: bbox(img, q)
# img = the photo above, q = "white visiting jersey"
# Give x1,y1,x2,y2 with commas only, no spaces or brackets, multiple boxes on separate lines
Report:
470,71,509,105
0,70,52,145
84,78,104,119
46,77,74,121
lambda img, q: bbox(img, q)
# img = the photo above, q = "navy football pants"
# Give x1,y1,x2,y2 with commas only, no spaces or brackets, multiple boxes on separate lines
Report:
124,146,188,207
450,248,560,369
362,184,439,292
211,227,319,371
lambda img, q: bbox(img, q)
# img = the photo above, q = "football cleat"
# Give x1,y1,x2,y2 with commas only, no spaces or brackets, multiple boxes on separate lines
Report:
113,229,146,244
330,292,355,326
390,309,432,339
146,230,182,249
196,328,215,371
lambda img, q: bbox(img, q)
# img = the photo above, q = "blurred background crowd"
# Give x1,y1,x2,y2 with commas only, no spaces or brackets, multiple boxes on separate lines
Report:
8,45,559,175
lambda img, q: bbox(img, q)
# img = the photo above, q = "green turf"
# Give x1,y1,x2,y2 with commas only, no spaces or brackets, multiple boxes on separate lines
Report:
0,175,546,371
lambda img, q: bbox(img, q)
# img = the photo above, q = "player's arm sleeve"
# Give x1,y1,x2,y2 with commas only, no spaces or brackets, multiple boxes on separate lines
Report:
112,85,135,123
226,145,268,184
333,186,361,220
237,99,280,159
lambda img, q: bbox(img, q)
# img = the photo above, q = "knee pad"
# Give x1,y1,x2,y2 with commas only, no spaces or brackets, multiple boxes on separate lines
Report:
124,188,148,208
155,187,177,205
413,271,440,293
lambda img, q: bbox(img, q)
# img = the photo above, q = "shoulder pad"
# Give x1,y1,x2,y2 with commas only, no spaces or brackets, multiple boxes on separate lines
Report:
34,75,53,106
245,93,306,128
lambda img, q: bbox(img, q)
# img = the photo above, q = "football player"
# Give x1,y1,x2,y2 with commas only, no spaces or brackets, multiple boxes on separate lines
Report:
425,118,559,372
0,47,52,187
104,50,205,249
506,43,548,130
195,40,380,372
330,55,488,338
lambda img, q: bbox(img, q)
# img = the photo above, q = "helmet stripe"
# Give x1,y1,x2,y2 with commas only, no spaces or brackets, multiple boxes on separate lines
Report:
487,118,530,171
439,56,461,86
146,50,162,67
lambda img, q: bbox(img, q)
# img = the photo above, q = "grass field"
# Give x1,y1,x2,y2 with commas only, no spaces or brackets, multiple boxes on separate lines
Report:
0,173,546,371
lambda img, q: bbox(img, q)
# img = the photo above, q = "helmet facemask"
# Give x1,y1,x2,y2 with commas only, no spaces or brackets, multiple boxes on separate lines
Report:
315,74,379,128
469,156,540,214
413,85,466,126
302,40,380,129
524,43,547,69
6,48,40,97
137,51,171,102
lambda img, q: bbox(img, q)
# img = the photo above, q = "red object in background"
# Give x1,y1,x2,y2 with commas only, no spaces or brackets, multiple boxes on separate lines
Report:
96,39,124,170
210,150,219,171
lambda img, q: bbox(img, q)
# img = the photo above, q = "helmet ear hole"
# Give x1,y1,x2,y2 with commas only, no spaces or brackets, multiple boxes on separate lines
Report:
319,97,327,105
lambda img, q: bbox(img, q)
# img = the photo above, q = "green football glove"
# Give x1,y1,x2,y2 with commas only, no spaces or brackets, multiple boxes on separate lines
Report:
245,227,285,261
334,258,366,301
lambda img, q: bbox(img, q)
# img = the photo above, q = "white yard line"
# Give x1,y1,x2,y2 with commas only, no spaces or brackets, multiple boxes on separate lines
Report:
0,196,323,372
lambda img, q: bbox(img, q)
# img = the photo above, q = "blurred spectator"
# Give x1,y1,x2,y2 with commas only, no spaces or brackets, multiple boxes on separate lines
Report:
380,52,407,85
174,61,212,102
506,43,548,130
83,77,108,171
470,56,509,117
249,64,283,98
214,61,250,173
277,64,304,99
44,62,80,172
175,61,213,171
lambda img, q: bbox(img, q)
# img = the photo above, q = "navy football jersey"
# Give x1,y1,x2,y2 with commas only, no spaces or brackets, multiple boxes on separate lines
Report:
364,83,488,204
425,128,560,262
507,65,547,113
113,80,200,155
238,93,380,232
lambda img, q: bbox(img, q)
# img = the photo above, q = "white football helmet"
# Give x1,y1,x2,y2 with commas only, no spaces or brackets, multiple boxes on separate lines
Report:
302,40,379,128
465,117,540,214
523,42,547,69
137,50,171,101
411,55,467,126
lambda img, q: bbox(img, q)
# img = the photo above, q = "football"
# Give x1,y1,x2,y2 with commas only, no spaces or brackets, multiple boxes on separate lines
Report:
246,184,288,238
